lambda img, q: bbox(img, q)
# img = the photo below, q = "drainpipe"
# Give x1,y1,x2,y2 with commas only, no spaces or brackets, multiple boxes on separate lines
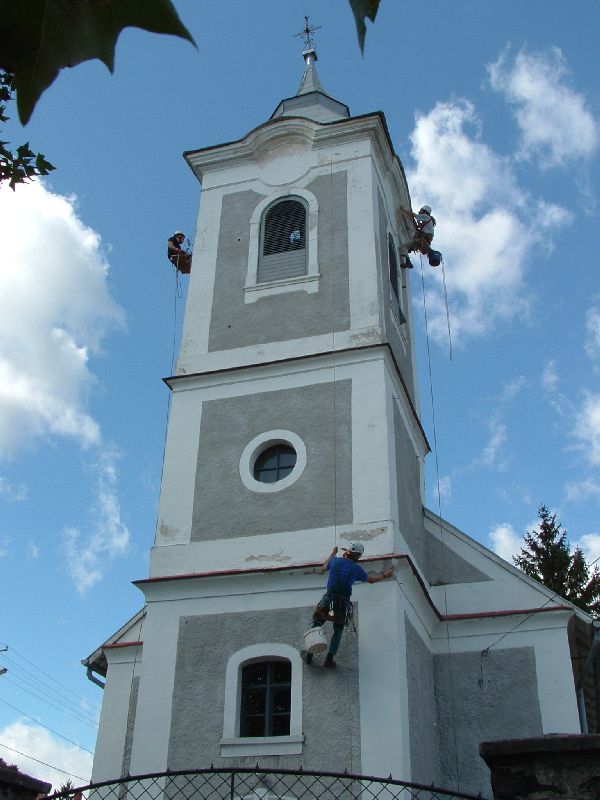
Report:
86,666,106,689
576,619,600,733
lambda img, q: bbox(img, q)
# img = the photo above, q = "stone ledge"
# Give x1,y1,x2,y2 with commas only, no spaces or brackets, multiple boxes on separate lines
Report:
480,734,600,800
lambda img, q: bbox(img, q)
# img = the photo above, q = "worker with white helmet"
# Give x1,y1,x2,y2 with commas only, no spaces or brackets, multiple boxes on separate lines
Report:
399,204,436,268
305,542,393,668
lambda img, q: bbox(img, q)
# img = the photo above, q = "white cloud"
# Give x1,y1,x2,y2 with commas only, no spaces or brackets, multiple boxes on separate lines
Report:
585,305,600,365
0,720,92,790
566,479,600,502
578,533,600,567
0,535,9,558
478,420,507,469
0,181,125,458
489,522,521,562
435,475,452,502
488,47,599,168
28,542,40,558
572,391,600,466
541,359,559,393
63,447,130,593
0,477,28,501
406,100,570,343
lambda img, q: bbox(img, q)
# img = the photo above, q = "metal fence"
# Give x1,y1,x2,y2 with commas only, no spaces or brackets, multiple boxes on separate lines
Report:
47,767,487,800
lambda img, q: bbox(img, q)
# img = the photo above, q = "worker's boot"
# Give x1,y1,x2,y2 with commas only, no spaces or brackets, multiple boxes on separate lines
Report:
324,653,336,669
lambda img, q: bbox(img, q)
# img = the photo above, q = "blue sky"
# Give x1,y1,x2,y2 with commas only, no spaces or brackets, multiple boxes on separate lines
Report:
1,0,599,788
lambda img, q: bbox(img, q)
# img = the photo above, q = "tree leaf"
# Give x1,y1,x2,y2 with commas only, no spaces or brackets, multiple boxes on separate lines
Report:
346,0,381,53
0,0,196,124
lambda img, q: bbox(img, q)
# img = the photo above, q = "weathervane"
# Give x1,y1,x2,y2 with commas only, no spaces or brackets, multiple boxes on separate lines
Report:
294,16,321,51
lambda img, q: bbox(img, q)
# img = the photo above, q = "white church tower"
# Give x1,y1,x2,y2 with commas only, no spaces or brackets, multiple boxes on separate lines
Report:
85,28,585,799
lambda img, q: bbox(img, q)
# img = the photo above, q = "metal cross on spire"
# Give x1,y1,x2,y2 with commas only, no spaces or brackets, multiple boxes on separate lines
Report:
294,16,321,51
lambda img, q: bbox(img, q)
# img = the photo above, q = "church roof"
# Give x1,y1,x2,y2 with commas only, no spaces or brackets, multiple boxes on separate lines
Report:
270,47,350,124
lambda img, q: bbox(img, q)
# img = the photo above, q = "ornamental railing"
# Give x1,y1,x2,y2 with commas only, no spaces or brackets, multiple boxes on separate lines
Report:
47,767,488,800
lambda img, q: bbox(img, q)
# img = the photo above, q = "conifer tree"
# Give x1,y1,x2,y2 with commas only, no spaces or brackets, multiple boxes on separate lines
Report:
514,505,600,616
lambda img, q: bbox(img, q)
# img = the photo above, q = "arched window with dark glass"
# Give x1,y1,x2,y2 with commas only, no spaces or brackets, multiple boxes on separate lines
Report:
258,198,307,283
388,234,399,301
240,660,291,737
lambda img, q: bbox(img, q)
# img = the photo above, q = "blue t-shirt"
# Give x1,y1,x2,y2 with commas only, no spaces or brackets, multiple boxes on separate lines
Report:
326,556,368,598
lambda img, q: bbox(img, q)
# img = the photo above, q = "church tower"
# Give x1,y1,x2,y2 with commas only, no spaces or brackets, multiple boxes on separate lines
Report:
86,28,583,799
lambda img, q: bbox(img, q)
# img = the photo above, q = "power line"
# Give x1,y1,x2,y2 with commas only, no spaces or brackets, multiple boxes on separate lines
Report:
0,742,88,783
5,647,101,713
1,672,98,729
0,697,94,754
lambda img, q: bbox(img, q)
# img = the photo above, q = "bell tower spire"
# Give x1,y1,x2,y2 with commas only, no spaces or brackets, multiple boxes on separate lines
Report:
271,17,349,122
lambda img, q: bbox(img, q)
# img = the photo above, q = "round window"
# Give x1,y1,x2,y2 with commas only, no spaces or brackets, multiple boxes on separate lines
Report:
253,444,297,484
239,430,306,494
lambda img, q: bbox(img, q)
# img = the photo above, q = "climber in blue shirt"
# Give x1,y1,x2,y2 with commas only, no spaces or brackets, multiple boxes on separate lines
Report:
305,543,393,668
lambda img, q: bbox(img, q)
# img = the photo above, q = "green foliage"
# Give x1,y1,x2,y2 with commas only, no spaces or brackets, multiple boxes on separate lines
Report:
514,505,600,616
0,71,55,189
0,0,196,124
347,0,381,53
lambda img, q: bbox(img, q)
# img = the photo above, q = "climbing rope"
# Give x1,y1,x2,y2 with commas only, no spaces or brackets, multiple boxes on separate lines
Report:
418,251,461,791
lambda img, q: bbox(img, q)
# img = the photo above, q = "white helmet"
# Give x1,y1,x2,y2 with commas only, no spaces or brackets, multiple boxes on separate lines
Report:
174,231,185,237
419,205,432,215
344,542,364,556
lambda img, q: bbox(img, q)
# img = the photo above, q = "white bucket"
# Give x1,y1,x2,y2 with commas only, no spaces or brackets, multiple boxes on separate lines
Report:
303,626,328,654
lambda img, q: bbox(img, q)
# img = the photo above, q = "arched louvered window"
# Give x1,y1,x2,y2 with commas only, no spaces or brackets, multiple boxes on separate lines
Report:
388,234,399,302
258,198,307,283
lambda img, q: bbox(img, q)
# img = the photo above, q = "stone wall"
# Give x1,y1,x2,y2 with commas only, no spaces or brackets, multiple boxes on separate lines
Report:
480,734,600,800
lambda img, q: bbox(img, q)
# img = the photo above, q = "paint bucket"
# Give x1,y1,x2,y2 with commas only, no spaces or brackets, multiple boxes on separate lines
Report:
303,626,328,654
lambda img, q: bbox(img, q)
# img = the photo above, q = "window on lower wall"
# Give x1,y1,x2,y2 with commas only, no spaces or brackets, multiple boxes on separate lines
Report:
240,660,291,737
221,644,304,757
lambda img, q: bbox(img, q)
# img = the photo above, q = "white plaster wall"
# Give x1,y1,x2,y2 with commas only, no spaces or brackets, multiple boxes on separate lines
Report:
177,124,398,376
91,646,141,782
356,579,410,778
128,605,180,775
151,349,414,577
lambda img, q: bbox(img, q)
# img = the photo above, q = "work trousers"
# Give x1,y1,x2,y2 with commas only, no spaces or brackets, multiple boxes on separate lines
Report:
310,591,350,656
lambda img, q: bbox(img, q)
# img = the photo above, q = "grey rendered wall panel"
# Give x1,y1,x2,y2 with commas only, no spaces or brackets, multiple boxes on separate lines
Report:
405,616,437,783
393,404,425,564
423,533,492,586
434,647,543,797
208,173,350,353
191,381,352,540
167,608,361,772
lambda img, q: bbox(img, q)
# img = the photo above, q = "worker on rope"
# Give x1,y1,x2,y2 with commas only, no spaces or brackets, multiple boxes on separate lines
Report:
167,231,192,274
399,204,437,269
304,543,393,668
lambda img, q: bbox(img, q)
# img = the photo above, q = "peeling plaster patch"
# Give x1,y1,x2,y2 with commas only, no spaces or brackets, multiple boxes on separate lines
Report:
159,522,179,541
339,526,386,544
350,326,383,345
244,550,293,564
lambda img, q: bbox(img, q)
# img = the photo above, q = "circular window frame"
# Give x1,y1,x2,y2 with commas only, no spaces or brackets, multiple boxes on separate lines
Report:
240,430,307,494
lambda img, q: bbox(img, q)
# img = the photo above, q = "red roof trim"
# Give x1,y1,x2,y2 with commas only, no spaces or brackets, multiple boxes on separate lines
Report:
104,640,143,650
133,554,571,624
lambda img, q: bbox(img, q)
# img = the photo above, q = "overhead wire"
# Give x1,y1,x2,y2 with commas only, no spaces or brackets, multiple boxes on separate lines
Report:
0,698,93,754
0,673,98,730
3,647,101,714
0,742,88,782
0,654,99,726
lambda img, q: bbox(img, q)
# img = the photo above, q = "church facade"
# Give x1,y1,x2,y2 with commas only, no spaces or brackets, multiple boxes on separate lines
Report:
84,46,584,798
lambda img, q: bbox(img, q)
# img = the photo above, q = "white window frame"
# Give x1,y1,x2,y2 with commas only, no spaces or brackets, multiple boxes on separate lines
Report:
239,430,307,494
220,644,304,757
245,189,320,303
